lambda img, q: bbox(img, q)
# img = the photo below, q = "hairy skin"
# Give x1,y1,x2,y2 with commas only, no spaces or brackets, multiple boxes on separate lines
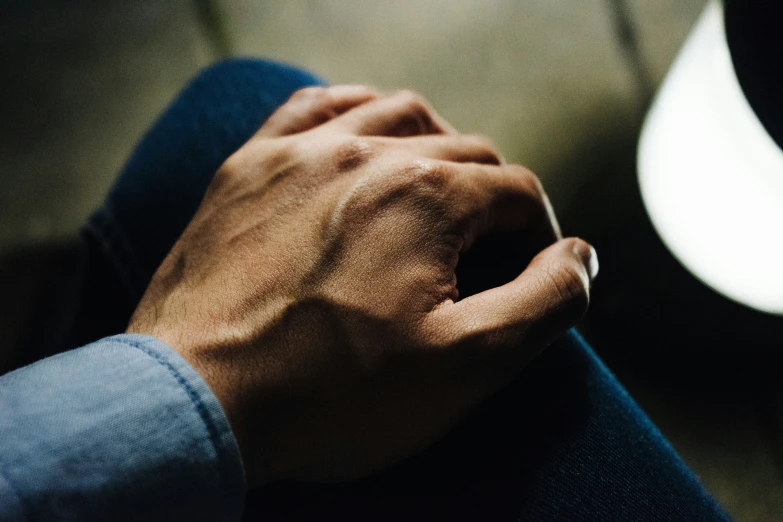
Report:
127,85,598,488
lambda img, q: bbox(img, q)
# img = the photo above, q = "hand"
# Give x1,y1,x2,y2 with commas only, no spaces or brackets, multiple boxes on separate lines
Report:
127,85,598,488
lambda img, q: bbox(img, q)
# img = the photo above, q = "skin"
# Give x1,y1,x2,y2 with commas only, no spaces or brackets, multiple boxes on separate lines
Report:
127,85,599,488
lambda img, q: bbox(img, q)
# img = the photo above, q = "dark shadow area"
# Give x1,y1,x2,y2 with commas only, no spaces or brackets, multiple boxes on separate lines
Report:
560,111,783,397
243,340,588,522
0,240,83,374
555,101,783,488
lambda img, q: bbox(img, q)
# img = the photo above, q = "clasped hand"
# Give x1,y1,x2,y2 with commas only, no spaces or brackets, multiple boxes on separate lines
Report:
128,85,598,488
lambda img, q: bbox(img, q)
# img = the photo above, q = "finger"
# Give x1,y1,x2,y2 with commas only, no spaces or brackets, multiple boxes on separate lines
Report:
256,85,380,138
424,238,598,393
389,134,505,165
329,89,458,137
446,163,562,253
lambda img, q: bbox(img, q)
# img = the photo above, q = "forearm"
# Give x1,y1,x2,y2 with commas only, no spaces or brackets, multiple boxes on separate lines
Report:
0,334,244,521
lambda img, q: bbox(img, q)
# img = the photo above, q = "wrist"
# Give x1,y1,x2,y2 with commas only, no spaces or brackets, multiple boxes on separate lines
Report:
178,351,259,487
125,319,261,487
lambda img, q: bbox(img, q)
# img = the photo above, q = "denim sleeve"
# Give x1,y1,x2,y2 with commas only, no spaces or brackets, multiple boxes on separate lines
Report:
0,334,245,521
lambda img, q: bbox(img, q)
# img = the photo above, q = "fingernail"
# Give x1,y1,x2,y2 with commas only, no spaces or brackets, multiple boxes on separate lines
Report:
587,245,599,280
573,241,599,281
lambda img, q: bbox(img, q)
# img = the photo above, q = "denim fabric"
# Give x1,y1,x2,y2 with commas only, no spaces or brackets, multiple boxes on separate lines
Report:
37,58,731,520
247,329,730,522
0,334,244,521
85,59,326,303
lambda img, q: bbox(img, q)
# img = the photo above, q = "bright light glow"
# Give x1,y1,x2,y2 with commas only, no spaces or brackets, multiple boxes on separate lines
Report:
638,0,783,315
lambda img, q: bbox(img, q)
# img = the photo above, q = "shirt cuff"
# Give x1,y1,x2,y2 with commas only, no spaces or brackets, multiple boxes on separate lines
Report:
0,333,245,521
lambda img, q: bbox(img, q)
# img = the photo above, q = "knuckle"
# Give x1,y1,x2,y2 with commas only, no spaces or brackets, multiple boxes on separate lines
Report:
516,166,545,197
334,169,391,218
404,160,452,191
333,137,376,171
347,84,375,95
510,165,547,210
394,90,432,120
383,90,439,136
468,135,503,164
337,160,455,222
213,154,243,185
291,85,328,103
567,237,591,255
395,89,427,108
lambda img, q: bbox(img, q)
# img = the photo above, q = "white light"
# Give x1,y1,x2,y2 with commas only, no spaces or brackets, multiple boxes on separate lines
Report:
638,0,783,315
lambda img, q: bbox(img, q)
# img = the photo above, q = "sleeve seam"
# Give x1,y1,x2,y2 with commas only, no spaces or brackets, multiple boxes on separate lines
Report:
110,338,229,474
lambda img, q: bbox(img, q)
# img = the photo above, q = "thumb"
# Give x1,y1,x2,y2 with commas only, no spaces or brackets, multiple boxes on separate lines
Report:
424,238,598,394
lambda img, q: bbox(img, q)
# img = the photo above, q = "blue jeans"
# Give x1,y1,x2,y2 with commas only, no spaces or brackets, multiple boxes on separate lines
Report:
65,59,730,521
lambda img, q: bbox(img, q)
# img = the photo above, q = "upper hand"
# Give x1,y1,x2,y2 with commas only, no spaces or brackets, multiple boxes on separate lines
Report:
127,85,598,487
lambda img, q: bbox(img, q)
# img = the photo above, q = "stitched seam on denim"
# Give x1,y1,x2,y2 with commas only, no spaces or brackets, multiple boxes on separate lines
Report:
112,338,227,473
82,213,137,301
85,209,145,298
83,208,146,302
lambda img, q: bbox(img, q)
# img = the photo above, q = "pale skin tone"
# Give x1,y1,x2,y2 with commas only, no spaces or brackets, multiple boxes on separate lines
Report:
127,85,598,489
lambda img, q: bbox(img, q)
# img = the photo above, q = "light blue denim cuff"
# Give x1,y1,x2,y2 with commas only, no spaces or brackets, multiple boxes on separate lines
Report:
0,334,245,521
